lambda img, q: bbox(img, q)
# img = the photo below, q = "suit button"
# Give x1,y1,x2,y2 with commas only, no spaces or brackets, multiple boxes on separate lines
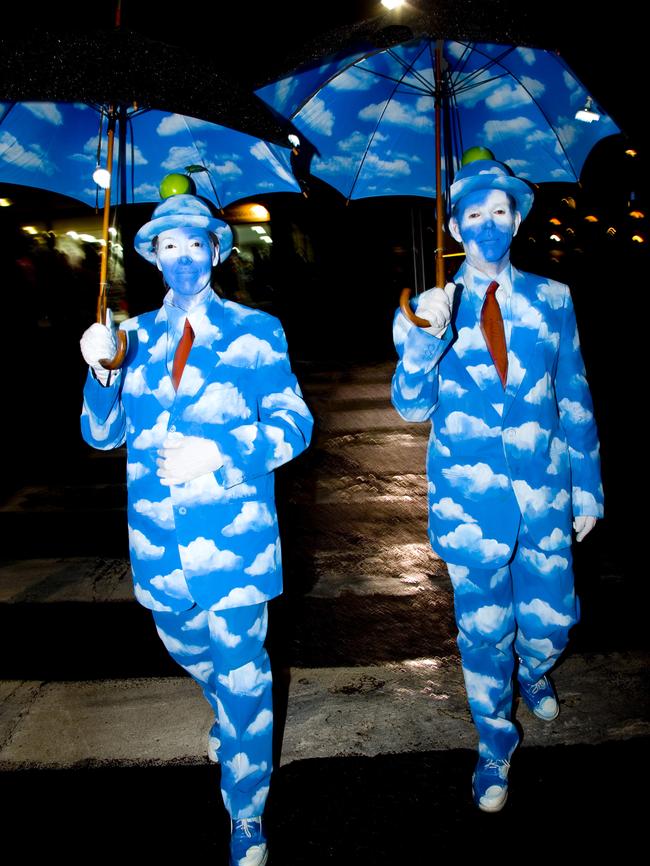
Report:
169,425,176,432
178,506,187,515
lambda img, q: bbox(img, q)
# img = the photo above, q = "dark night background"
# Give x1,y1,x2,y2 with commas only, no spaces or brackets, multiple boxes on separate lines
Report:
0,2,646,858
1,0,645,568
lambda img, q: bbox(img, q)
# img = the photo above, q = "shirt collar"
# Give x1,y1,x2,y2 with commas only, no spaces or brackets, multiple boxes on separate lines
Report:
463,261,513,299
163,285,215,337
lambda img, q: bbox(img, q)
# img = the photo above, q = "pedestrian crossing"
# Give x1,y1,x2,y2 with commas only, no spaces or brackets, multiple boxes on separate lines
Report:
0,362,646,859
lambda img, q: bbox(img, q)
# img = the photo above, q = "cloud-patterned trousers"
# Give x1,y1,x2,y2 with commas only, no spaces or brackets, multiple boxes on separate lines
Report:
447,521,578,760
151,602,273,819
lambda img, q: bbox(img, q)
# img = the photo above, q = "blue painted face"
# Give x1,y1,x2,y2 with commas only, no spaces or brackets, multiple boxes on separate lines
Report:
449,189,521,272
155,226,218,296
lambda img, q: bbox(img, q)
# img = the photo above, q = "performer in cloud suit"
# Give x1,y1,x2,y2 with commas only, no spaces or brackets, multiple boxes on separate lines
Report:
80,193,313,865
391,158,603,812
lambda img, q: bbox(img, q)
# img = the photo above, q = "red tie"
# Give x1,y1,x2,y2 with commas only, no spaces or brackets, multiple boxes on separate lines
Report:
480,280,508,389
172,318,194,391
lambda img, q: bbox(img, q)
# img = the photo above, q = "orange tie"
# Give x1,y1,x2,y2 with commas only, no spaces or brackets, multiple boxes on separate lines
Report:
480,280,508,389
171,318,194,391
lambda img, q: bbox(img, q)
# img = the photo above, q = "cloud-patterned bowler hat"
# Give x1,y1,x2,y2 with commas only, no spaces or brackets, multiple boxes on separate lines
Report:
449,160,534,221
134,194,234,264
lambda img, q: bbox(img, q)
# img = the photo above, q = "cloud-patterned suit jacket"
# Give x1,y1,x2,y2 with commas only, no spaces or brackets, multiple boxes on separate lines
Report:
82,291,313,612
392,263,603,570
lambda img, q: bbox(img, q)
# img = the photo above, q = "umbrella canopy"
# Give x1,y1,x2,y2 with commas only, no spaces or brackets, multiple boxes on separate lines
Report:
257,37,620,202
0,101,299,209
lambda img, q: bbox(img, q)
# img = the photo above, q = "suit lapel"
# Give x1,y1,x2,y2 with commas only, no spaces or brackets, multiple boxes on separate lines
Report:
449,265,505,423
143,306,176,410
502,266,543,419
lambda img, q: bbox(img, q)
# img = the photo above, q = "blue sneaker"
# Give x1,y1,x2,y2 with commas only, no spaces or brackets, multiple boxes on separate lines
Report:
230,817,268,866
472,757,510,813
520,675,559,721
207,721,221,763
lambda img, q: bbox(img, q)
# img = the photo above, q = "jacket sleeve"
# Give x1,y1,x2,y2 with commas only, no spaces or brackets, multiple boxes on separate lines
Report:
554,287,604,518
80,368,127,451
216,322,313,488
391,306,453,422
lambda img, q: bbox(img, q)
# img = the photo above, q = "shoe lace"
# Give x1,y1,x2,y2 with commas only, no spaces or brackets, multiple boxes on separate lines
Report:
530,676,548,695
235,818,259,838
485,758,510,772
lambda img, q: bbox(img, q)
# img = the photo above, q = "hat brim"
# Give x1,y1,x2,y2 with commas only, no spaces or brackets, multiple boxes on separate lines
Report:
135,212,234,264
450,173,534,222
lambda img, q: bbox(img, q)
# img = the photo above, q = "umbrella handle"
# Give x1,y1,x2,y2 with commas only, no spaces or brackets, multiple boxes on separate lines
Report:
99,330,128,370
399,288,431,329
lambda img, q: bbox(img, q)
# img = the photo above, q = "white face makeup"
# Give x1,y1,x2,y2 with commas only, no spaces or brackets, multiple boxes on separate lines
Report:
155,226,219,297
449,188,521,275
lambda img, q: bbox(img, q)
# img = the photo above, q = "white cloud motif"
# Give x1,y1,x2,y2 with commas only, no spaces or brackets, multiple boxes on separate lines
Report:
184,661,212,683
518,598,572,626
127,462,150,482
524,374,552,404
208,615,243,648
438,524,510,562
225,752,268,784
539,528,572,550
505,422,550,452
358,99,433,132
301,95,335,136
151,568,191,599
217,334,284,367
537,280,565,309
443,463,509,493
559,398,593,424
513,481,569,519
454,324,486,356
24,102,64,125
134,497,175,529
519,548,569,575
246,709,273,736
440,378,468,397
330,67,375,90
484,116,535,142
245,541,279,576
154,625,207,656
431,497,477,523
176,365,205,397
128,527,165,560
463,669,500,712
440,412,500,439
572,487,602,515
123,367,148,399
459,603,513,635
218,660,272,696
179,537,243,576
183,383,250,424
133,583,173,611
212,585,269,610
222,502,275,536
265,427,293,469
217,697,237,738
133,411,170,450
467,364,499,387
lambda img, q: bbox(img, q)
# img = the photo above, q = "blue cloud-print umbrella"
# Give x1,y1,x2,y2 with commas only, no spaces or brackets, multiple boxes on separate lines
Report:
258,36,619,297
0,101,299,209
258,37,619,203
0,100,300,368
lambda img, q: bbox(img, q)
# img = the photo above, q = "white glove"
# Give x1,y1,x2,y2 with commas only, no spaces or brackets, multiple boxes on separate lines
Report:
80,309,117,386
415,283,457,337
157,433,224,486
573,515,597,542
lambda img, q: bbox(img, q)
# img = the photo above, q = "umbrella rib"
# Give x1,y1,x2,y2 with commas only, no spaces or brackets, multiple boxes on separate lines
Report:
177,114,225,212
346,43,433,201
491,49,578,178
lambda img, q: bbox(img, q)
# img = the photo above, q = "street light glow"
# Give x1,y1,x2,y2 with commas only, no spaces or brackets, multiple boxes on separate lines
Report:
93,167,111,189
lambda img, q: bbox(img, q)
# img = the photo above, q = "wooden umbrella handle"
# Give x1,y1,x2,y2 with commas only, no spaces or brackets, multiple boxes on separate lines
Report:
99,330,128,370
399,288,431,328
